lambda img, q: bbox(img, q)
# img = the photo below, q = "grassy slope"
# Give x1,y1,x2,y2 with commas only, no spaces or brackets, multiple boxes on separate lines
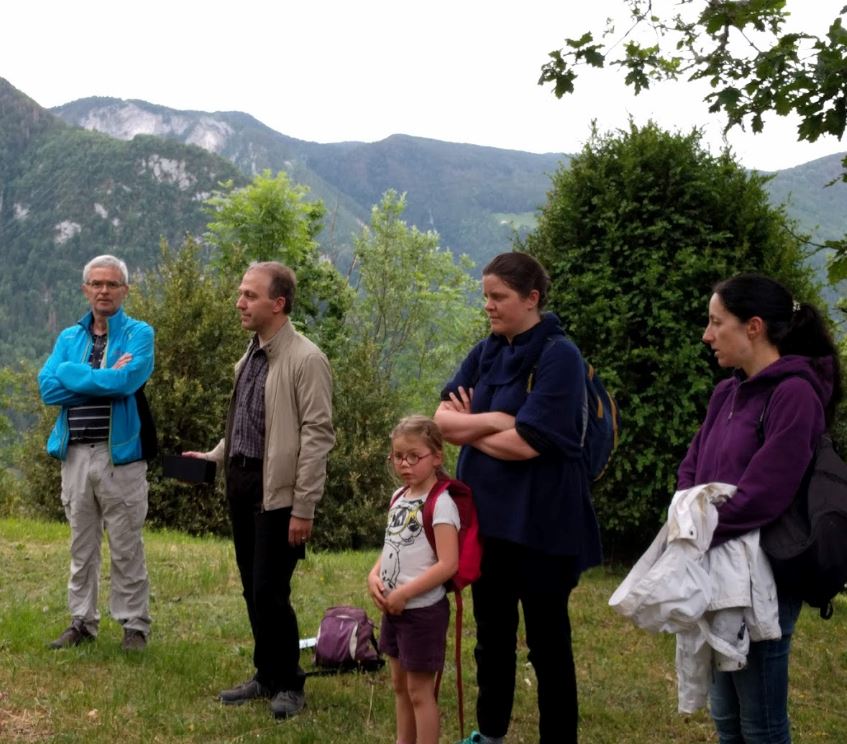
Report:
0,518,844,743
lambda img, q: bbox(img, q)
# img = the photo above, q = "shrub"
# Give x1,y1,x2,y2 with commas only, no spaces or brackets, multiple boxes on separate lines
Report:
521,121,824,558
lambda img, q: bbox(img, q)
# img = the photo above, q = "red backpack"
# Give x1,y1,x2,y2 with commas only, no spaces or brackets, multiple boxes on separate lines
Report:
391,475,482,590
391,474,482,738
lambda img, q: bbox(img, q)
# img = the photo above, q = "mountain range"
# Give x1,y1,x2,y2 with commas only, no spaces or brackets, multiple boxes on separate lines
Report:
1,76,845,365
51,96,566,271
0,79,245,363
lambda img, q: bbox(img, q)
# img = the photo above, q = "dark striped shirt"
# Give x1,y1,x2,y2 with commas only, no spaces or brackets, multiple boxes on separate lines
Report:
68,333,111,443
230,339,268,460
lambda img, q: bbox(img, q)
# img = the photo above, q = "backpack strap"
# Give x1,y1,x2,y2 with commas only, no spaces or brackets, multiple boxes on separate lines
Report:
433,590,467,738
756,388,777,445
756,379,809,445
420,476,469,739
420,476,453,553
527,335,591,449
389,485,407,508
525,335,559,392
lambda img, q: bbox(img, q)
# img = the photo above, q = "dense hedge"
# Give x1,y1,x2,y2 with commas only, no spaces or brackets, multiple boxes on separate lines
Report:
521,122,824,559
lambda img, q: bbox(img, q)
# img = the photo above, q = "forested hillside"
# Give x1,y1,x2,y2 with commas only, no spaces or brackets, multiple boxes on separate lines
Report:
766,153,847,243
52,97,566,269
2,77,846,367
764,154,847,310
54,96,847,290
0,79,246,363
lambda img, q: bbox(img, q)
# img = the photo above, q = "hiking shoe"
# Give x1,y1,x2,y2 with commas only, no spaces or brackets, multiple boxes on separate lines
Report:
121,629,147,651
218,678,272,705
270,689,306,719
48,623,94,649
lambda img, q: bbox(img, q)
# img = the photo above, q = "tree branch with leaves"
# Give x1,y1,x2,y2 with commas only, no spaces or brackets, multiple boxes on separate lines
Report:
538,1,847,281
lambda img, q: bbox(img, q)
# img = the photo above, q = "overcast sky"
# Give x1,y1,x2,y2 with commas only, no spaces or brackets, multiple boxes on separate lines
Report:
2,1,845,171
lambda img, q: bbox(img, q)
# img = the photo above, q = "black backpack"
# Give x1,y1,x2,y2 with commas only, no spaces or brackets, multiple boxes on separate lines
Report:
134,384,159,462
758,395,847,619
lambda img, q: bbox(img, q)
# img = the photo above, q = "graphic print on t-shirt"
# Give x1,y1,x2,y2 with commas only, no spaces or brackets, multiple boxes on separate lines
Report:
381,495,425,590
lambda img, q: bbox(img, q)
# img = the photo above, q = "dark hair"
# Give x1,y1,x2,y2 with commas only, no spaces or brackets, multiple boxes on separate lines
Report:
714,273,842,423
482,252,551,309
249,261,296,315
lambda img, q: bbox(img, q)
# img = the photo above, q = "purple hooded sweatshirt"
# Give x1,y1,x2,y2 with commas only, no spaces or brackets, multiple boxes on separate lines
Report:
677,354,834,544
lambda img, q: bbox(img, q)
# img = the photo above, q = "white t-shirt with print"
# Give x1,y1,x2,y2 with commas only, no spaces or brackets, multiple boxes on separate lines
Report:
379,486,460,610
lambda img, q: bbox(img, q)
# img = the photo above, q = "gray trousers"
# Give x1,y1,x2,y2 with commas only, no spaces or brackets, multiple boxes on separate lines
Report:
60,442,151,636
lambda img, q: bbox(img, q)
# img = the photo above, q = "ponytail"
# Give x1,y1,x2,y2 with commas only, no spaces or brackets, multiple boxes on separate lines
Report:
781,302,832,357
783,303,843,425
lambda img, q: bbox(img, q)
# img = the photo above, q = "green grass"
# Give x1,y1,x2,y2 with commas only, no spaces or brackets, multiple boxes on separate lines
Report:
1,518,845,743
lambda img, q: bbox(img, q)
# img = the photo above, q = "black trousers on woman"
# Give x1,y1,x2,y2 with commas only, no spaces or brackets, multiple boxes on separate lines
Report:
226,458,305,693
472,538,580,743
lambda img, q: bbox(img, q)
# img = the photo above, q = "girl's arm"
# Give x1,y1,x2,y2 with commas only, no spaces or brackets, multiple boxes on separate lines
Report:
367,555,387,613
383,523,459,615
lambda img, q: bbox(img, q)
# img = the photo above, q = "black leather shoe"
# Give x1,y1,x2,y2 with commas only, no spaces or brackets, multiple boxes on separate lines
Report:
49,623,94,649
218,678,272,705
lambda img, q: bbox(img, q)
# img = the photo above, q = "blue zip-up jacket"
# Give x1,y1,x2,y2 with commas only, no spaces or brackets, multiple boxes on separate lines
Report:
38,307,155,464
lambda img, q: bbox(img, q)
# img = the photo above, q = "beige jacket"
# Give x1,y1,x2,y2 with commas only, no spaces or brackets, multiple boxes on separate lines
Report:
209,320,335,519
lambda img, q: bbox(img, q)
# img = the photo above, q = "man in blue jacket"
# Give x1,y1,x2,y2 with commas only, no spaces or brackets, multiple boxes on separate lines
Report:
38,255,155,651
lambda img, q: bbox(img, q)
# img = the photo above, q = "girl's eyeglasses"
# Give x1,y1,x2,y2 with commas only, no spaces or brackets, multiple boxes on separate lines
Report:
388,452,432,466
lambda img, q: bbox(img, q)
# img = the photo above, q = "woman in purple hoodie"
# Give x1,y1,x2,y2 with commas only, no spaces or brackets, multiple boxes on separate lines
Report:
677,273,842,744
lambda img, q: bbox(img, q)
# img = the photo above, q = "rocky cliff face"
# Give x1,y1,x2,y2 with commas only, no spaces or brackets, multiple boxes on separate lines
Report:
69,99,235,154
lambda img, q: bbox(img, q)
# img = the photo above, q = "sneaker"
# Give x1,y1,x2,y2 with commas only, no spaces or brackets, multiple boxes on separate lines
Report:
48,623,94,649
458,733,500,744
219,678,272,705
121,629,147,651
270,689,306,719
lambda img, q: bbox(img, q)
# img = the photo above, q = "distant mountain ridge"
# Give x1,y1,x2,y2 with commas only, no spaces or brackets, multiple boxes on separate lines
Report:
51,97,567,268
0,78,246,363
764,152,847,243
52,96,847,274
1,75,845,367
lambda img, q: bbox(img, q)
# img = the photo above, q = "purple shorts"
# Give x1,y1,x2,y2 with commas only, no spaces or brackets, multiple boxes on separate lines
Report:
379,596,450,672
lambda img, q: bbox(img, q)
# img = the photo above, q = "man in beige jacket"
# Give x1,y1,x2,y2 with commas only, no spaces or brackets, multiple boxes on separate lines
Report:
186,261,334,719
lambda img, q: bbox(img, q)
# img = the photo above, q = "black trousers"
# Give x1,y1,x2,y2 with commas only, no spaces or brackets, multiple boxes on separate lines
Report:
472,538,580,743
226,459,305,693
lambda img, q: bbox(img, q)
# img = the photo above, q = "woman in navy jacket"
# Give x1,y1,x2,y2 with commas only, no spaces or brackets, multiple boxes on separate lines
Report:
435,252,601,744
678,273,841,744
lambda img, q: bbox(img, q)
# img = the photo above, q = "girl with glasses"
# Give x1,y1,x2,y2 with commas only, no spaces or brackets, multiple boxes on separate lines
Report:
368,415,461,744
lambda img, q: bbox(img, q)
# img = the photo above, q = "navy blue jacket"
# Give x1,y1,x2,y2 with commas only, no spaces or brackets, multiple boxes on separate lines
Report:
442,313,602,570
